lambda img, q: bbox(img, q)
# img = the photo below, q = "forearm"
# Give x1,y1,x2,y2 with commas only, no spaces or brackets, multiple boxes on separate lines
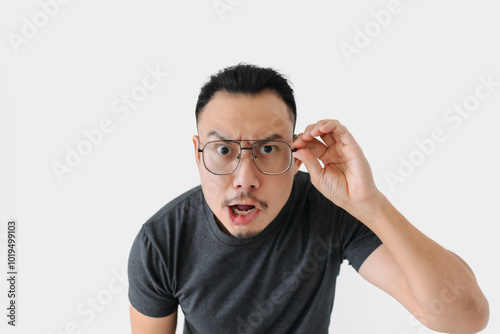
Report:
293,119,489,331
353,193,489,333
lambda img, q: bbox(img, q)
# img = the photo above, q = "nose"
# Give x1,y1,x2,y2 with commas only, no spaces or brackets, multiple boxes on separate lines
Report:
232,149,260,190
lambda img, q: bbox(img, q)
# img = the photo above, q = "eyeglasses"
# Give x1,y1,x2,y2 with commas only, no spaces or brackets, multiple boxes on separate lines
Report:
198,140,297,175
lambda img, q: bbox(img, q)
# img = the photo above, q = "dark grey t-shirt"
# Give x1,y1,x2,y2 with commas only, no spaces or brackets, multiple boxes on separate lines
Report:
128,171,382,334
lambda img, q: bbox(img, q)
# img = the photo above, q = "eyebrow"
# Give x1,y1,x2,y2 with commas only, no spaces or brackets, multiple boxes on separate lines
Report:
206,130,284,141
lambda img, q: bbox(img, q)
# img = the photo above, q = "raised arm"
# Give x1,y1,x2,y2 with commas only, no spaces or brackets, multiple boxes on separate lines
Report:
293,119,489,333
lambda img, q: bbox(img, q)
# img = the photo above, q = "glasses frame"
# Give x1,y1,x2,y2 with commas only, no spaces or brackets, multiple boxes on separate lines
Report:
198,139,298,176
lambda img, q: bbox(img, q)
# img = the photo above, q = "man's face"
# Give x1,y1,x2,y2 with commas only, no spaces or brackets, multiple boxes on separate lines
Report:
193,90,301,238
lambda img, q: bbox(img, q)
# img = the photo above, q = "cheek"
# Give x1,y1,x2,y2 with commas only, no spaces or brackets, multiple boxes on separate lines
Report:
199,171,230,207
264,174,294,205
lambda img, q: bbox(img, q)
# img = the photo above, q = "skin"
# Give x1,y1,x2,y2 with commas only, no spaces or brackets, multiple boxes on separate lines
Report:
130,91,489,334
192,90,301,239
293,120,489,333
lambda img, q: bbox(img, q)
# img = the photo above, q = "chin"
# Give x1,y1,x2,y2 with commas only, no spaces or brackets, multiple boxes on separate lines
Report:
233,227,263,239
223,216,265,239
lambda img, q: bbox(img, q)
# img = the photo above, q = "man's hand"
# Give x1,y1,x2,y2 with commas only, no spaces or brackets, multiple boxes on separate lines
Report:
293,119,489,333
292,119,381,218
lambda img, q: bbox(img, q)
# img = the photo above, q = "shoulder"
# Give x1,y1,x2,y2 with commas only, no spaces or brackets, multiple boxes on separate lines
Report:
140,185,204,242
147,185,203,222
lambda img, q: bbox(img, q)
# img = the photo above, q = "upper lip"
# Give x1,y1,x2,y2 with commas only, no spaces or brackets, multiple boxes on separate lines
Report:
229,201,260,209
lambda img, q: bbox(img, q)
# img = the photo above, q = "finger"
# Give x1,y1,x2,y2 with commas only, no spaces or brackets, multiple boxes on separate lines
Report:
293,132,319,149
301,137,328,160
299,120,339,145
293,148,324,182
312,121,339,147
295,120,359,149
293,121,329,148
299,123,319,141
317,120,358,146
319,131,336,147
292,133,307,149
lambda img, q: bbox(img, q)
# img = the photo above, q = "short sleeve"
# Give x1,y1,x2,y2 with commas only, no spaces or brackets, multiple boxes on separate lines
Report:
128,225,178,317
338,209,382,272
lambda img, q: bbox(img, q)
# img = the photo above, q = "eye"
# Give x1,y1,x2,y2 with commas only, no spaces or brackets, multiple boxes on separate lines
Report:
216,145,232,156
259,145,276,154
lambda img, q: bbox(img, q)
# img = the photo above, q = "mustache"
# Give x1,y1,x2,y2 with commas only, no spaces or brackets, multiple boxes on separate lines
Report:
222,192,268,210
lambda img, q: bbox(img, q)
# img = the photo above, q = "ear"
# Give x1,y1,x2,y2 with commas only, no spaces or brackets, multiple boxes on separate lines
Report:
193,135,201,167
292,135,302,174
292,155,303,175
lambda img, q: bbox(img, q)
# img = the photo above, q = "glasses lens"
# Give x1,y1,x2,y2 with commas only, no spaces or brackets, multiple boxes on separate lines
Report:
203,141,240,174
253,141,292,174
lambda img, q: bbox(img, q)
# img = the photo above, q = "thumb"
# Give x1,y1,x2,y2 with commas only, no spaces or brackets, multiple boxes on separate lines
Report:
293,148,324,181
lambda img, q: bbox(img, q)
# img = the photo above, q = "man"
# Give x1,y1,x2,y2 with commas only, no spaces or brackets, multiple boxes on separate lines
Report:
128,64,489,333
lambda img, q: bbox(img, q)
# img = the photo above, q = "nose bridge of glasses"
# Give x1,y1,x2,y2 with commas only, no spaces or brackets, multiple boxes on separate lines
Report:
229,146,259,179
239,146,255,157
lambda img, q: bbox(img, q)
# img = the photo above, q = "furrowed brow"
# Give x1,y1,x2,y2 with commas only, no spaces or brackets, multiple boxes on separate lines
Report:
206,130,284,142
260,133,284,141
206,130,228,140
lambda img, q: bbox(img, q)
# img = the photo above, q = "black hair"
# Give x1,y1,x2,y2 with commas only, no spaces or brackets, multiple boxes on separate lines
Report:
195,63,296,129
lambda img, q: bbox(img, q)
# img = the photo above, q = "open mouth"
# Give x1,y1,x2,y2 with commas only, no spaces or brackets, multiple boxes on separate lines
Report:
231,205,257,215
227,204,260,226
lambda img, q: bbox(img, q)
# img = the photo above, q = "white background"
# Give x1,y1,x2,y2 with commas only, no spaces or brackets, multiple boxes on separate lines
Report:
1,0,499,333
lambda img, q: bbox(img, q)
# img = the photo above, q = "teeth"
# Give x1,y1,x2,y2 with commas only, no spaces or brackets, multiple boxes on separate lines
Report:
233,206,257,215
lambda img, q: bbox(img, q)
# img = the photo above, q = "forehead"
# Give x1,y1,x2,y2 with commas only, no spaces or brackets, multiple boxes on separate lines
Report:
198,90,294,141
